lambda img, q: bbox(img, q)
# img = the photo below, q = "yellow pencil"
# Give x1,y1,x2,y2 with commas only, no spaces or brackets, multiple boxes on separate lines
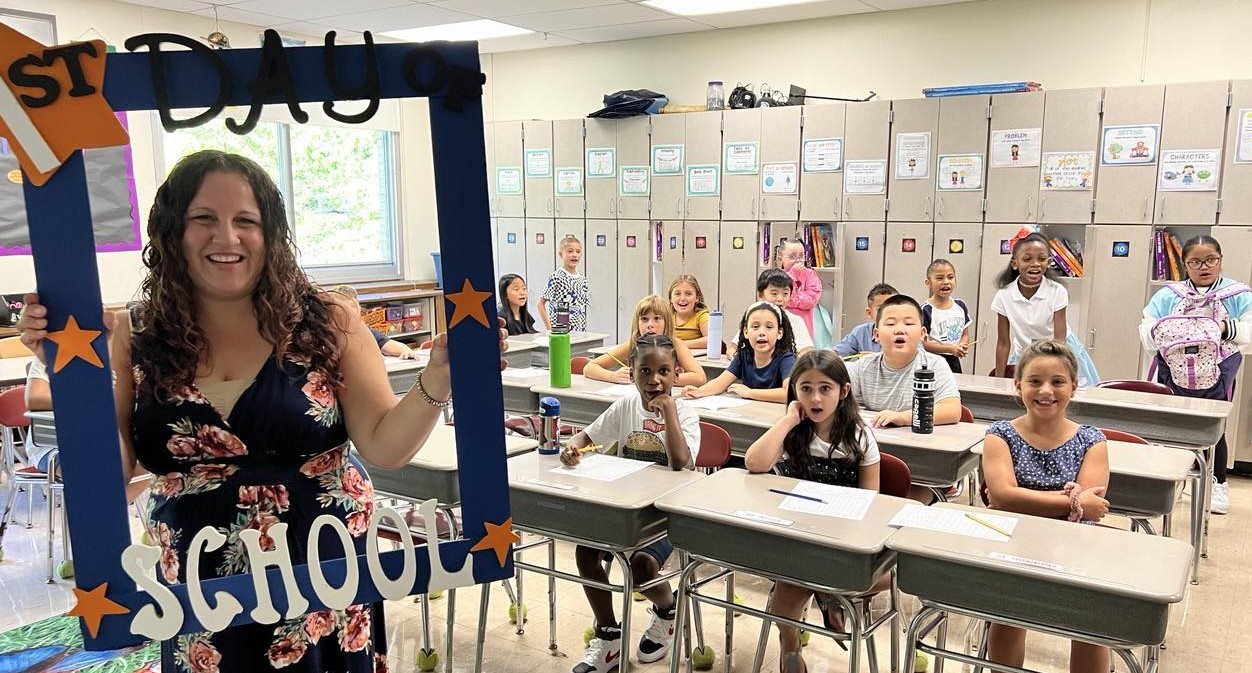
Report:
607,351,629,369
578,444,602,453
964,512,1012,538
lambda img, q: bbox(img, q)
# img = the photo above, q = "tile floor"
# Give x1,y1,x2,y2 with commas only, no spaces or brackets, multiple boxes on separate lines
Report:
0,474,1246,672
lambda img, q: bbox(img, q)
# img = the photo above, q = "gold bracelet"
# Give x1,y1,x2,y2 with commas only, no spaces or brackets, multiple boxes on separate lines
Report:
412,369,452,408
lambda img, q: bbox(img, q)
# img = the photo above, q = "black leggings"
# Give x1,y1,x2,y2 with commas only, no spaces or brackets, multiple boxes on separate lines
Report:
1215,435,1229,484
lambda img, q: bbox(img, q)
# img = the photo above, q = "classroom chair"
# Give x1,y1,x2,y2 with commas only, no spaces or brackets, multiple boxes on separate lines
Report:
1097,427,1170,537
696,421,732,471
0,386,41,533
1096,379,1174,396
419,339,433,349
571,355,590,376
986,365,1015,378
959,405,975,423
0,336,32,358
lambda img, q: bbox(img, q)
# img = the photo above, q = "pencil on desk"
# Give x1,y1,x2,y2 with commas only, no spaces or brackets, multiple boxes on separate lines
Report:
964,512,1012,538
769,488,827,504
578,444,602,453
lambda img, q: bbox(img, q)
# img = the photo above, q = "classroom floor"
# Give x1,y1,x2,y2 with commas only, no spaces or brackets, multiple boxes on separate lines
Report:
0,476,1247,672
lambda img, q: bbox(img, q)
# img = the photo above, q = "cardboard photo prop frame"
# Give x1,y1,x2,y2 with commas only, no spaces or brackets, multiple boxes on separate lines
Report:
1,25,513,650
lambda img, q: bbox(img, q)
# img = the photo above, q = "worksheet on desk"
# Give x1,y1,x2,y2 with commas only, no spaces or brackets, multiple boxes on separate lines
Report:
684,396,752,411
889,505,1018,541
551,453,652,482
776,481,876,521
501,367,548,379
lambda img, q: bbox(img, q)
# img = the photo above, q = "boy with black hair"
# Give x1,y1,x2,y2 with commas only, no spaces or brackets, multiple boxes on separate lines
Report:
834,283,898,357
729,269,813,357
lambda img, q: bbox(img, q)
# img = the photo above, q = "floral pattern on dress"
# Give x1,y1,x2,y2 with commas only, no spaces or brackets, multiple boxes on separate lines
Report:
217,484,291,575
302,370,340,428
156,522,182,583
264,606,373,668
315,462,375,536
174,633,222,673
165,419,248,461
151,464,241,499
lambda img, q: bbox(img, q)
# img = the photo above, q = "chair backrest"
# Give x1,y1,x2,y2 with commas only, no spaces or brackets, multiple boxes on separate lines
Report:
959,405,975,423
571,355,591,375
0,336,32,358
987,365,1016,379
878,452,912,499
419,339,433,350
0,386,30,428
696,421,732,469
1098,427,1148,444
1096,379,1174,396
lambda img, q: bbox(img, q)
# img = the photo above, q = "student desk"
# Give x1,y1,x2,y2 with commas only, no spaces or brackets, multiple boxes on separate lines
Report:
499,367,548,414
0,356,33,388
656,468,910,673
502,340,540,368
506,331,610,366
590,345,707,358
693,355,730,382
890,502,1192,673
494,450,706,673
860,414,986,499
528,375,639,426
382,354,427,395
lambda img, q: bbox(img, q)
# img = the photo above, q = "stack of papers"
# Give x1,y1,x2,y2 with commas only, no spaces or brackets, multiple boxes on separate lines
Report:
775,481,876,521
889,505,1018,541
551,453,652,482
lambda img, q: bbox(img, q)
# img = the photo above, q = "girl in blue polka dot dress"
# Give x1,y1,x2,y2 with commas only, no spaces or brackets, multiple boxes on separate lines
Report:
981,338,1111,673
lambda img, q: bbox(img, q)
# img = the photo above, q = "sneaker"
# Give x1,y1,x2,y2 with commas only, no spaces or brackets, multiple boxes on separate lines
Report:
573,625,621,673
1211,480,1230,515
635,605,676,663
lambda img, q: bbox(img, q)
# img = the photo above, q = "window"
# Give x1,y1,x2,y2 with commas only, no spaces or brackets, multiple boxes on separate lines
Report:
160,116,401,283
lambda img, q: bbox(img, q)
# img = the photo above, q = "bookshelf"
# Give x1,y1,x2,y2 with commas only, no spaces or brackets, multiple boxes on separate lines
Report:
352,283,445,344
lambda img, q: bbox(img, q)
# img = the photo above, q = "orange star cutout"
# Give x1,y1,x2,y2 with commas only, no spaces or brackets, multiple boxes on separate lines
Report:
0,27,129,186
67,582,129,638
469,517,521,567
445,279,492,330
46,315,104,373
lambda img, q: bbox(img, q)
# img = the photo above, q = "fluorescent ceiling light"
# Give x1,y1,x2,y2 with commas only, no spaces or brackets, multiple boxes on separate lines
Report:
643,0,825,14
380,19,532,42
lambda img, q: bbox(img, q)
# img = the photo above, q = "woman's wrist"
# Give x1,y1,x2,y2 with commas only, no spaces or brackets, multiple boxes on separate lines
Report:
413,366,451,407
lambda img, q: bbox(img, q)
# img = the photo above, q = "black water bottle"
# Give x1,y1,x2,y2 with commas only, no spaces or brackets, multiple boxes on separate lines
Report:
912,363,935,434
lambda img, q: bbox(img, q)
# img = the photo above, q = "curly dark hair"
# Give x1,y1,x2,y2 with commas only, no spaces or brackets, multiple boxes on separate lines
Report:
781,350,867,481
734,301,797,356
132,150,344,397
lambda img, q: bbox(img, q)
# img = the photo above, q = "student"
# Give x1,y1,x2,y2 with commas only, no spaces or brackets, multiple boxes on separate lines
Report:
332,285,421,359
584,296,706,387
729,269,813,357
498,273,538,336
683,302,796,403
778,240,822,337
1139,235,1252,515
845,294,962,429
981,339,1110,673
744,350,880,673
538,235,590,332
560,334,701,672
834,283,897,358
921,259,972,374
991,231,1099,385
668,274,710,349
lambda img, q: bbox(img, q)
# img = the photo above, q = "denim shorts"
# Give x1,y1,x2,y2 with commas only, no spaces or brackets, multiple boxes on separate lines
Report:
600,536,673,568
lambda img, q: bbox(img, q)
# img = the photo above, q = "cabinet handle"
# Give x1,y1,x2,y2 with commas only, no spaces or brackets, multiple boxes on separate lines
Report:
1039,196,1046,220
844,196,851,218
554,198,560,215
936,196,945,219
1026,195,1033,221
618,198,624,214
547,198,553,214
1143,196,1150,220
1158,197,1165,220
751,198,758,217
609,199,616,215
677,197,683,217
685,198,691,217
1087,328,1096,350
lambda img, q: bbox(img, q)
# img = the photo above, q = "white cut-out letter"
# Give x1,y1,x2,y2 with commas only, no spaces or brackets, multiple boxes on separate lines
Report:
187,527,244,632
366,505,417,600
240,523,309,623
307,514,359,610
122,544,184,640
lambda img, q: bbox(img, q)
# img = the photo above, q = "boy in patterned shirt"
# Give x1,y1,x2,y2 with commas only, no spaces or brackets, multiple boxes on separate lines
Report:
538,235,590,331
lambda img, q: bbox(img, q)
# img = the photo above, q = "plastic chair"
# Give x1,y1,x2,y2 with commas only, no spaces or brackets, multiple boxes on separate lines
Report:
419,339,434,350
0,386,50,563
1096,379,1174,396
959,405,975,423
0,337,32,358
986,365,1015,378
1100,427,1149,444
571,356,590,376
695,421,731,470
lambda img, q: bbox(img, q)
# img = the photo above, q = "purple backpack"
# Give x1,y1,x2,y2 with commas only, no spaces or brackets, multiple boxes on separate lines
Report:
1148,281,1249,396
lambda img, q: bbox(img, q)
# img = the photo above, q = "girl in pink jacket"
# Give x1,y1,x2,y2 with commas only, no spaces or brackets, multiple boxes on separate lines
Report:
779,240,822,335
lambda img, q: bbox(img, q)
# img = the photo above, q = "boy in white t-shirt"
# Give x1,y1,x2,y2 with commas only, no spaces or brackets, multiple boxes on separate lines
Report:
729,268,813,358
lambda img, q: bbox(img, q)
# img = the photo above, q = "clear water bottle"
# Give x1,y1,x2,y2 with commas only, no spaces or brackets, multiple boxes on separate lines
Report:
912,363,935,434
706,310,724,360
706,81,725,111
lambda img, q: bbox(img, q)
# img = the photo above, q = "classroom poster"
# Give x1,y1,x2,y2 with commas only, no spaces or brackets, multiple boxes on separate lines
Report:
586,147,615,177
990,128,1041,167
802,137,843,172
724,142,759,174
1101,124,1159,165
1158,149,1220,191
619,166,650,196
844,160,887,194
895,131,931,179
496,167,522,194
524,149,551,178
651,144,683,175
761,162,798,194
1040,152,1096,190
556,168,583,195
1236,109,1252,163
936,154,983,190
686,164,719,196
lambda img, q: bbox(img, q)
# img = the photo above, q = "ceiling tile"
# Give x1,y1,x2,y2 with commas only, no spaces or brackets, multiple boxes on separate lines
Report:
432,0,627,18
479,32,581,52
861,0,975,9
695,0,876,28
554,17,709,43
501,2,674,31
191,4,288,27
318,4,479,32
269,21,363,41
114,0,214,12
230,0,412,21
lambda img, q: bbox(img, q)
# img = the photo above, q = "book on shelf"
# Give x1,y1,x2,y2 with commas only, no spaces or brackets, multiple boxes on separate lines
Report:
1154,228,1186,281
804,223,836,268
1047,237,1083,277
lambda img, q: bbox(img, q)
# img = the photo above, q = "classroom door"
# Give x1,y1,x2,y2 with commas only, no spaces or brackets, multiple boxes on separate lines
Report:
1094,85,1165,225
684,111,723,221
985,91,1043,223
683,221,720,310
553,118,586,219
497,217,527,279
883,222,934,298
888,98,940,222
525,219,557,289
722,108,763,221
1084,225,1153,380
838,222,886,335
523,120,554,218
799,103,846,221
1155,81,1226,226
650,114,686,221
718,220,758,342
1038,88,1100,224
617,219,652,343
583,219,617,338
585,119,617,219
934,222,984,373
974,223,1022,376
842,101,891,221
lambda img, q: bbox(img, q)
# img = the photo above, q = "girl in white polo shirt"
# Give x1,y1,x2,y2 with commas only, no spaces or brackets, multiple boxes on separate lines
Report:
991,231,1099,386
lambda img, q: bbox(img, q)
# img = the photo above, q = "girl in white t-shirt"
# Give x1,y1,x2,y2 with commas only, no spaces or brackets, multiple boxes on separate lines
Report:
991,232,1099,386
744,350,880,673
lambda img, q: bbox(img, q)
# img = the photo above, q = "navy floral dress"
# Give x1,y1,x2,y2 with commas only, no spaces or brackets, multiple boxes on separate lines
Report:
130,347,387,673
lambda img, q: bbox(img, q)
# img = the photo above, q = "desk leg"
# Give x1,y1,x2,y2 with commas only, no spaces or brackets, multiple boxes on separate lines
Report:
610,551,635,673
670,558,699,673
1189,449,1208,585
474,583,491,673
890,573,901,673
724,570,735,673
444,589,456,673
935,613,948,673
548,538,558,653
1201,444,1213,560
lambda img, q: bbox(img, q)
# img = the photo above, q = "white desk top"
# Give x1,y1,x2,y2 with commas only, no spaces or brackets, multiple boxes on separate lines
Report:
407,423,538,472
507,331,610,348
865,412,988,454
0,356,33,387
955,373,1231,419
507,449,705,510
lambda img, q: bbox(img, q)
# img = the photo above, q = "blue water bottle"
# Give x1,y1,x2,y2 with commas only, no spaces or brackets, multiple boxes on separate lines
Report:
538,396,561,454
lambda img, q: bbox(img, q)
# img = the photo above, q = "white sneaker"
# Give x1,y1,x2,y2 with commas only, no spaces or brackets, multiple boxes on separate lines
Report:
635,606,677,663
1211,480,1230,515
573,627,622,673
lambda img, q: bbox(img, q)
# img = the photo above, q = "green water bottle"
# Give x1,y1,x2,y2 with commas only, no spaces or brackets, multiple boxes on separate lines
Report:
549,301,572,388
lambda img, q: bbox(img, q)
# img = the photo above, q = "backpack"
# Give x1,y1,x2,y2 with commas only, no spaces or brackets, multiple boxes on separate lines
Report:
1148,281,1250,395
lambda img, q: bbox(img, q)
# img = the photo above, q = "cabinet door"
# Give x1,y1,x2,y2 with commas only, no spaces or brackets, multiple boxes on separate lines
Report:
553,118,585,219
1084,225,1154,380
883,222,934,297
1039,88,1101,224
761,106,802,221
986,91,1044,223
524,219,556,285
799,104,846,221
585,119,617,219
485,123,497,217
523,120,554,217
684,111,723,221
494,121,525,218
838,222,886,335
617,219,652,343
935,95,989,223
1156,81,1227,225
1094,85,1165,224
658,220,685,293
974,223,1023,377
722,108,762,221
683,221,721,309
650,114,686,221
843,101,891,221
583,219,617,337
934,222,984,373
888,98,940,222
1221,81,1252,225
1214,227,1252,466
497,217,527,278
718,220,758,334
617,117,651,220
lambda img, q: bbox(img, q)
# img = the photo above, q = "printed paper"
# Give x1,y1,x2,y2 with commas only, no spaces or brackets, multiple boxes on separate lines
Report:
1102,124,1159,165
1158,149,1220,191
551,453,652,482
991,128,1041,168
803,137,843,172
844,160,887,194
761,162,798,194
776,481,876,521
936,154,983,190
895,131,931,179
889,504,1018,541
1041,152,1095,191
